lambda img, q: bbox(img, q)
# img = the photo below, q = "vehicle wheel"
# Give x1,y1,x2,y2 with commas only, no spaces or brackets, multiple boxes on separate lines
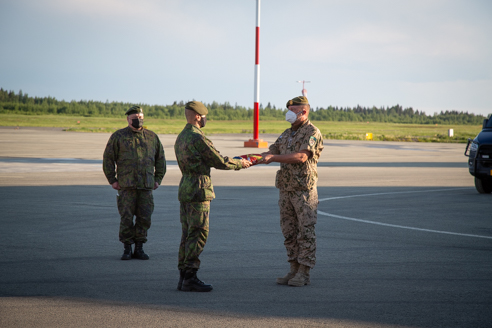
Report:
475,177,492,194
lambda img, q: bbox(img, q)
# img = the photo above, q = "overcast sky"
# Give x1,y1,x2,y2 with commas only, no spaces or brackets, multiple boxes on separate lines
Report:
1,0,491,116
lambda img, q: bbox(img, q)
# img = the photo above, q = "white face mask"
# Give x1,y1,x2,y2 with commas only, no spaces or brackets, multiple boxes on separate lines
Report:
285,110,300,124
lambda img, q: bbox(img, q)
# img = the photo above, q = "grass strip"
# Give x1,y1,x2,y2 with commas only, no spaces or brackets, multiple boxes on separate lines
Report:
1,114,481,143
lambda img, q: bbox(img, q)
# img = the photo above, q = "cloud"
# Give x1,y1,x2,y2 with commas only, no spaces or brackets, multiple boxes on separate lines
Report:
267,0,491,68
275,21,486,64
28,0,227,46
400,79,492,113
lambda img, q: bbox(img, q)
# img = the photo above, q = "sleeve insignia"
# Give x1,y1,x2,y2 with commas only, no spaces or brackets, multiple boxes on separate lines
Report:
309,136,316,147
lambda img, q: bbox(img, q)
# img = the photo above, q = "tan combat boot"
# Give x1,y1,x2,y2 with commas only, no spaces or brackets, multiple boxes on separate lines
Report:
276,261,299,285
288,264,310,286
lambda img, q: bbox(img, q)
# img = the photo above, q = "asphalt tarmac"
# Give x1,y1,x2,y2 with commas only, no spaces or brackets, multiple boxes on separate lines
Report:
0,126,491,328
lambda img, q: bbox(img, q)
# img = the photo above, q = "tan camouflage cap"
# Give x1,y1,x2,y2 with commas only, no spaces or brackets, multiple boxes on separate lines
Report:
125,105,143,116
286,96,309,108
185,101,208,115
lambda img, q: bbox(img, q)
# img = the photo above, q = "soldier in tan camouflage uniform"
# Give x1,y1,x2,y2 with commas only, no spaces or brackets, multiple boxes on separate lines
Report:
103,106,166,261
261,96,324,287
174,101,251,292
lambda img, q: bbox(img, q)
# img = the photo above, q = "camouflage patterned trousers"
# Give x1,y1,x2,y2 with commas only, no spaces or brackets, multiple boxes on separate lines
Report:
117,188,154,244
178,201,210,270
278,189,318,268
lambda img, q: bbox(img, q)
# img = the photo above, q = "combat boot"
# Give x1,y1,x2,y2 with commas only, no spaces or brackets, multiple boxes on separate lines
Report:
177,269,185,290
132,241,149,260
181,269,213,292
276,261,299,285
121,243,132,260
288,264,311,287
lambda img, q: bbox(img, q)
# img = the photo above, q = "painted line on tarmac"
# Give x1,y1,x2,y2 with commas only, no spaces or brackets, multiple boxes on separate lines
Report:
318,188,492,240
318,188,469,202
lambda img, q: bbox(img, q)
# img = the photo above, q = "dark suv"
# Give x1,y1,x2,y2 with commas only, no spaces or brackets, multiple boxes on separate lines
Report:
465,114,492,193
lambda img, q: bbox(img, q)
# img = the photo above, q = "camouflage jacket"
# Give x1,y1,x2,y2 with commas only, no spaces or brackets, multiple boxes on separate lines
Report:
174,123,242,202
269,120,323,191
103,126,166,190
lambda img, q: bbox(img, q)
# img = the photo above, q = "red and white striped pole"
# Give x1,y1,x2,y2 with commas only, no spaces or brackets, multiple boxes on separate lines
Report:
245,0,268,148
253,0,260,140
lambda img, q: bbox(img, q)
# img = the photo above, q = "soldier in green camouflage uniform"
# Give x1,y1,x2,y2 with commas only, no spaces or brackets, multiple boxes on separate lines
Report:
174,101,251,292
261,96,324,287
103,105,166,261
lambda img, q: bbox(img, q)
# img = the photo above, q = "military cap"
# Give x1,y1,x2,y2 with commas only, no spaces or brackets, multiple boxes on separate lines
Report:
185,101,208,115
125,105,143,116
286,96,309,108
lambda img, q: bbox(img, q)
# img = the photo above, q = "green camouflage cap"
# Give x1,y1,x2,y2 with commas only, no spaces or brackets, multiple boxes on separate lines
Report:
286,96,309,108
185,101,208,115
125,105,143,116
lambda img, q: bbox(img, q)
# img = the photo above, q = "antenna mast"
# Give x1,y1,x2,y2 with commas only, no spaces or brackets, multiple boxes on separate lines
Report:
297,80,310,97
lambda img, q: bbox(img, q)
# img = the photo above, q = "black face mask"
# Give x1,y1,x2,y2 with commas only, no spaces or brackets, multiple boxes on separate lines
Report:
199,116,207,128
131,118,143,129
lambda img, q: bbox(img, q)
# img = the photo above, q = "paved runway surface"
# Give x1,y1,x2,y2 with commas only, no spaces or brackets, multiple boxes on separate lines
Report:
1,127,491,327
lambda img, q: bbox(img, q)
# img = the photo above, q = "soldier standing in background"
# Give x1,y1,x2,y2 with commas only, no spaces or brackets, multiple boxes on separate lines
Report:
174,101,251,292
103,105,166,261
261,96,324,287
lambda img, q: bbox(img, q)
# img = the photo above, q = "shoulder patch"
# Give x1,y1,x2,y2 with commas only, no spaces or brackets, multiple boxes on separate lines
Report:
309,136,316,147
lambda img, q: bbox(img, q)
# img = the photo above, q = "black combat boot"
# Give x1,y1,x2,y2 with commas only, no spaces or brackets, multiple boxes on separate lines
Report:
132,241,149,260
177,269,185,290
121,243,132,260
181,269,213,292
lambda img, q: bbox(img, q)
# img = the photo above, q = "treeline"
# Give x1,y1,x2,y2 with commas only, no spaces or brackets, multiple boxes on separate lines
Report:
0,88,487,125
309,105,486,125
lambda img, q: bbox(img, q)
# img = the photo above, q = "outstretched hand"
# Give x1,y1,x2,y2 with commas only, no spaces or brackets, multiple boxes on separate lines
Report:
260,152,275,164
241,159,252,169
